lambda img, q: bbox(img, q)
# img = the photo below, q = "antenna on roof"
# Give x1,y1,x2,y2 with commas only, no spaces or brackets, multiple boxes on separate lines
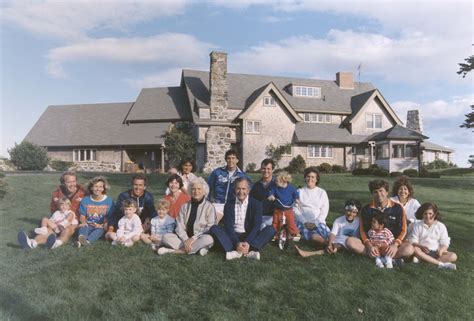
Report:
357,63,362,83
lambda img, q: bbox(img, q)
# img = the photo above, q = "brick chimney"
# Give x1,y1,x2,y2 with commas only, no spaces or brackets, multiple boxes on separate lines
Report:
406,110,423,133
209,51,228,120
336,72,354,89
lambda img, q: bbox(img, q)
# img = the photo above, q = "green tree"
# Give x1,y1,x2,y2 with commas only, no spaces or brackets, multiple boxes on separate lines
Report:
265,143,291,168
8,141,49,170
469,155,474,168
162,124,195,169
457,55,474,78
460,105,474,129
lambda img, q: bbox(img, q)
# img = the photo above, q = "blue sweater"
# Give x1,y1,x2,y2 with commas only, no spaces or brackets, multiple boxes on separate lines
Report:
207,166,251,204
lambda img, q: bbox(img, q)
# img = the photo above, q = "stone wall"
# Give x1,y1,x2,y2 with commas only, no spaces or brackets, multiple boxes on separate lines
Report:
209,51,228,121
0,159,16,171
202,126,232,173
71,161,121,172
406,110,423,133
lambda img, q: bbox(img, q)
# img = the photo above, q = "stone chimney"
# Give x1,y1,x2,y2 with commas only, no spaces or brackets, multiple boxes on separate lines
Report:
336,72,354,89
209,51,228,120
406,110,423,133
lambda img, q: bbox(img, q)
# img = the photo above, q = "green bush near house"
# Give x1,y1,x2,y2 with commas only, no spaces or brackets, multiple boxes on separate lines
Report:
50,160,75,171
352,168,374,176
8,141,49,170
373,168,389,177
285,155,306,174
331,165,346,173
318,162,332,173
403,169,419,177
419,169,441,178
390,171,403,177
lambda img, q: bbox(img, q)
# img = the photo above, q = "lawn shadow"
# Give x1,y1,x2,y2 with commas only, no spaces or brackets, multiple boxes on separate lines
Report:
0,287,51,321
6,242,22,249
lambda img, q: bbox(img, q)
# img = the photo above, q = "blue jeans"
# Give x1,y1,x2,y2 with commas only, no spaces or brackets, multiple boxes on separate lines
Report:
78,225,105,243
210,225,276,252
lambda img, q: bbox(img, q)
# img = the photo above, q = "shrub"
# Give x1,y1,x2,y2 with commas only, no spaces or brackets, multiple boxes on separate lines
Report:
424,159,450,170
352,168,374,176
286,155,306,174
374,168,389,177
419,169,441,178
403,169,419,177
318,163,332,173
8,141,48,170
50,160,74,171
162,124,195,168
390,171,403,177
331,165,346,173
245,162,257,173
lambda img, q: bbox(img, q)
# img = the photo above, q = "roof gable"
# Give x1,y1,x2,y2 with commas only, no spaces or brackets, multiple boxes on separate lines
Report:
237,82,302,122
369,124,428,141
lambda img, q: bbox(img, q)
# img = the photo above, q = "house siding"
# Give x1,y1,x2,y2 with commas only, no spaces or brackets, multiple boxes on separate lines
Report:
292,145,345,168
242,96,295,169
351,98,394,135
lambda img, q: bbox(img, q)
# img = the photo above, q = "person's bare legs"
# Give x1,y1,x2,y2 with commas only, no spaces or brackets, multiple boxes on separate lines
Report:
345,237,367,255
311,234,328,250
295,245,324,257
58,225,76,244
393,242,414,259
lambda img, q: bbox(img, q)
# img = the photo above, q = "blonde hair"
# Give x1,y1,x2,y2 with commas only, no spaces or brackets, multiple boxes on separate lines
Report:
156,198,170,211
57,197,72,208
276,171,292,184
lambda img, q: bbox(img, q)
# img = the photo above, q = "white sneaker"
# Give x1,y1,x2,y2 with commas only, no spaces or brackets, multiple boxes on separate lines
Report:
157,247,174,255
34,227,48,235
78,235,89,246
151,244,157,251
75,241,81,248
226,250,242,260
384,256,393,269
375,258,384,268
412,257,420,264
18,231,33,249
111,240,119,246
51,240,63,249
124,239,133,247
246,251,260,260
439,263,457,270
199,248,209,256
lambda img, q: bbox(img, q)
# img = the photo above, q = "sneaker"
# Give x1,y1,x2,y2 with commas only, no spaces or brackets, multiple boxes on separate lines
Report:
78,235,89,246
439,263,457,270
51,240,63,249
384,256,393,269
46,234,57,249
412,256,420,264
199,248,209,256
151,244,157,251
111,240,119,246
293,234,301,242
75,241,81,248
385,261,393,269
226,250,242,260
246,251,260,260
394,258,405,267
18,231,33,249
124,239,133,247
34,227,48,235
375,258,384,268
157,247,174,255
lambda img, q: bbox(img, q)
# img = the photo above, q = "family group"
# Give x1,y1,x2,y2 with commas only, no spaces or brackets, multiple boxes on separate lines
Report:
17,150,458,269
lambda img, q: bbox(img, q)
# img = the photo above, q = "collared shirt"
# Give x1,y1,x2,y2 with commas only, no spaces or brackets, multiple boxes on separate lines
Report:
234,196,249,233
408,220,450,251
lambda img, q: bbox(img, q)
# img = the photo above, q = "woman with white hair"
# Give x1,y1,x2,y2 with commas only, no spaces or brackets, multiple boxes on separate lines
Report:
157,177,216,256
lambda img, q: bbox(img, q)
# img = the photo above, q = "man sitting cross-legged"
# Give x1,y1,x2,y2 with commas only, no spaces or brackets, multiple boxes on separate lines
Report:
210,177,276,261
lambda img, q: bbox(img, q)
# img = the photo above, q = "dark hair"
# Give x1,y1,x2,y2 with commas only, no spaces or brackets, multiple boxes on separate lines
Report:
179,158,195,173
344,199,362,212
123,198,138,209
368,179,389,193
303,167,320,186
166,174,184,189
415,202,441,221
87,176,109,194
372,212,388,227
225,149,239,159
392,175,414,198
131,173,147,186
60,171,77,185
260,158,275,170
234,176,251,189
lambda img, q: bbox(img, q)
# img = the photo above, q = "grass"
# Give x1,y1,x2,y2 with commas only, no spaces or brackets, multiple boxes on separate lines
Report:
1,172,473,320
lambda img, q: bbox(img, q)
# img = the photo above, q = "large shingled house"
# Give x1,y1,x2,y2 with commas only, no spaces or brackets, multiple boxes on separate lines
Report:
25,51,453,172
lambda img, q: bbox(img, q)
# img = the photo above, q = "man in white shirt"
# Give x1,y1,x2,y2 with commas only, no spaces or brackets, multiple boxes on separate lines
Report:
209,177,276,260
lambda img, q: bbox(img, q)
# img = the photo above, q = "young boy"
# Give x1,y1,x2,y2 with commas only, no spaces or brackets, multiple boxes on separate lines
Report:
268,171,300,241
141,199,176,250
368,213,394,268
109,199,143,247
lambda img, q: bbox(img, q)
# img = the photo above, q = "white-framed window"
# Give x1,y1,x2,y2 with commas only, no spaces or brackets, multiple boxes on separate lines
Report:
293,85,321,98
308,145,333,158
73,149,97,162
325,114,331,123
376,144,389,159
263,96,276,107
366,113,382,129
392,144,417,158
245,120,261,134
302,113,332,124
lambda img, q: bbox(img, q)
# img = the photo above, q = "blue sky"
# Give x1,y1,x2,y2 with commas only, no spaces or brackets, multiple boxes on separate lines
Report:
1,0,472,165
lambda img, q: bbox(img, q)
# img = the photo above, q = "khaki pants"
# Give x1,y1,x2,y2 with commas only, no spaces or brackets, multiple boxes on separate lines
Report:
161,233,214,254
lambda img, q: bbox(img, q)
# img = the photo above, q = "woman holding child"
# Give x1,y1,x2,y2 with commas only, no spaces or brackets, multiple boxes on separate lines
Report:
158,177,216,256
294,167,330,249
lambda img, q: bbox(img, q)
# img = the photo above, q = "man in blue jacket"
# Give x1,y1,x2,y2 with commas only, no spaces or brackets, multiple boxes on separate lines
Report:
210,177,276,260
207,150,250,221
106,174,157,240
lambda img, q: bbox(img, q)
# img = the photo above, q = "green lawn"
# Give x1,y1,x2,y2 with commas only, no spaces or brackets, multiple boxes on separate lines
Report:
1,172,473,320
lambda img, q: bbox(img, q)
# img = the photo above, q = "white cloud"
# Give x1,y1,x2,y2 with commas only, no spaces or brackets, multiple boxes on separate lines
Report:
46,33,215,77
1,0,188,40
125,68,186,89
261,15,293,23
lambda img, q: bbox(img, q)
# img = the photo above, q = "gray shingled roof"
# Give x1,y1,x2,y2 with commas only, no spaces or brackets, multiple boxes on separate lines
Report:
24,103,170,147
126,86,191,122
182,69,376,118
368,124,428,141
295,123,368,144
421,141,454,152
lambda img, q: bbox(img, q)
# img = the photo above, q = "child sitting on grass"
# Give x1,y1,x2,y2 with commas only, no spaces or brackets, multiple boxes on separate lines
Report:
368,213,394,268
109,198,143,247
268,171,301,241
141,198,176,250
76,176,113,247
18,197,77,249
35,197,75,236
296,199,361,257
409,202,457,270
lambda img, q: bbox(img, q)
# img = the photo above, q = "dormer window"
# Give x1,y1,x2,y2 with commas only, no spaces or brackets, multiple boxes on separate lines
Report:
263,96,276,107
292,85,321,98
302,113,332,123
